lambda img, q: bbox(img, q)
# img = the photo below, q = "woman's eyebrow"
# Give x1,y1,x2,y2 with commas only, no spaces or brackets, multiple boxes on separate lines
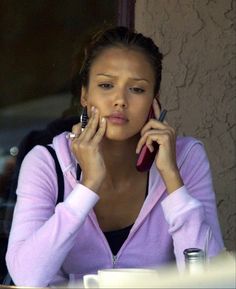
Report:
96,73,116,78
96,73,149,83
131,77,149,83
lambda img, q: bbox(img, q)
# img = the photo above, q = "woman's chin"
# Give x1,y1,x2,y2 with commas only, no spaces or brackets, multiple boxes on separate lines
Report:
104,127,139,142
104,132,129,141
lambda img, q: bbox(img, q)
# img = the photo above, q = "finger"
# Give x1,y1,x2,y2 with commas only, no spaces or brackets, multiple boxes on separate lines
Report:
67,123,82,140
136,130,158,154
72,123,82,135
163,120,169,125
137,134,162,155
136,129,174,154
146,130,174,148
136,133,161,155
92,117,107,145
146,138,155,153
140,119,170,137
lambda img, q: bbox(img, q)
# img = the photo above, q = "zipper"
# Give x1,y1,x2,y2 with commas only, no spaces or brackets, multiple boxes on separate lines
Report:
112,255,117,267
88,212,119,266
88,213,143,268
88,206,153,267
88,189,155,268
204,228,212,261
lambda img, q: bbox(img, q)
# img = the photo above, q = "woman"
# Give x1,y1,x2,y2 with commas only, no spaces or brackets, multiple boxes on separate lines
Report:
6,27,224,287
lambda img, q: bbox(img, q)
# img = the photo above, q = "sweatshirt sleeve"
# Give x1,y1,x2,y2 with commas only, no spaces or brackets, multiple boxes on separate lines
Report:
6,145,99,287
161,141,225,271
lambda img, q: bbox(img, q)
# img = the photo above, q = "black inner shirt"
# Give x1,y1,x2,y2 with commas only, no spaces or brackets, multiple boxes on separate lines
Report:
103,172,149,256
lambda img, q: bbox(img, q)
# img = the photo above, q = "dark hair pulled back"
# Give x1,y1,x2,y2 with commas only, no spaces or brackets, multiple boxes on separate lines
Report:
71,26,163,110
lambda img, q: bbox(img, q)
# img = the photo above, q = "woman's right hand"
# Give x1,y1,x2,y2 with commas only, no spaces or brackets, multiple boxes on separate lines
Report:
71,107,107,193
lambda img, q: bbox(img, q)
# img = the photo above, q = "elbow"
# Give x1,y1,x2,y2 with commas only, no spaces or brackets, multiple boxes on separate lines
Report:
5,248,49,287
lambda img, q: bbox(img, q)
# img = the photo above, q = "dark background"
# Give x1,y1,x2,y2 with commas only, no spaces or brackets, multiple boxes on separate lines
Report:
0,0,118,108
0,0,132,283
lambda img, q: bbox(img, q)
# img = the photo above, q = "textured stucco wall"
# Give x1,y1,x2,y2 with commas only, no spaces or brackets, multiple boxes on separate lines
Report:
135,0,236,251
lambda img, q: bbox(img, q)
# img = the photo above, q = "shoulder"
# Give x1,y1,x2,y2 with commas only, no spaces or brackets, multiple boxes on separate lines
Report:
175,136,212,185
176,135,203,153
20,145,56,179
21,132,69,170
176,136,205,167
15,116,77,167
20,132,75,183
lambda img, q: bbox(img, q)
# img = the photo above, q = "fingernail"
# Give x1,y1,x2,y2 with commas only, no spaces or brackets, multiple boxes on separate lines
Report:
91,106,95,112
101,117,106,122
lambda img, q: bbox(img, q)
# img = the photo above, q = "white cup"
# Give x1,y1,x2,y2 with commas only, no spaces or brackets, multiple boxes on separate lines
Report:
83,268,159,288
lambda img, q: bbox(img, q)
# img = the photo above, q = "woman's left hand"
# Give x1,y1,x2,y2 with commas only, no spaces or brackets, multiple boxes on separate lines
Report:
136,98,183,193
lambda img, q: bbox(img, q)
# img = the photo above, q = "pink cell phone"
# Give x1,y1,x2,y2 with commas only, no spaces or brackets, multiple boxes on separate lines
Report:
136,108,167,172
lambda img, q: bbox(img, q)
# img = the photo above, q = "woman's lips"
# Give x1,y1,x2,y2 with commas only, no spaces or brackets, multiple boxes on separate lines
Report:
107,112,128,125
107,116,128,125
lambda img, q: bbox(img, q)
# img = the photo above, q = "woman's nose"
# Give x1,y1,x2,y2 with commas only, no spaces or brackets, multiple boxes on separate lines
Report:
113,88,128,108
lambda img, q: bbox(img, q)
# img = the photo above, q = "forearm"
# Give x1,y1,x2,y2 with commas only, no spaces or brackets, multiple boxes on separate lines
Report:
160,167,184,194
6,184,99,287
161,186,224,271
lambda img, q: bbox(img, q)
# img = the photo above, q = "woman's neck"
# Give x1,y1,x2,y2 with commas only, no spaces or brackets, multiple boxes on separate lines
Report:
100,135,140,187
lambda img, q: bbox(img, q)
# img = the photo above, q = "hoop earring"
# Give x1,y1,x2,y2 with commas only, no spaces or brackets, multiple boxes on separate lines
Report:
80,106,88,131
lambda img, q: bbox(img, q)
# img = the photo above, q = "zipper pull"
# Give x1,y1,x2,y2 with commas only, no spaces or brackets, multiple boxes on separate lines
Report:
112,255,117,267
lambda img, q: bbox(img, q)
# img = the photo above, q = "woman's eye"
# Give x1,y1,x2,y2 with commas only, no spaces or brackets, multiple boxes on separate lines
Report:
130,87,145,94
98,83,113,89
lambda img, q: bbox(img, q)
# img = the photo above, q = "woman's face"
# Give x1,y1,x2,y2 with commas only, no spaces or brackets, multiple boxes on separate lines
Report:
81,47,159,141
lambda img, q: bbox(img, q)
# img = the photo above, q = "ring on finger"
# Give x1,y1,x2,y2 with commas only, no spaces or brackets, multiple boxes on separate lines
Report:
66,132,79,140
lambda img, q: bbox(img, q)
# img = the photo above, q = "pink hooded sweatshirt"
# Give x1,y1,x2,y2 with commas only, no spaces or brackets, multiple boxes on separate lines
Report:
6,133,224,286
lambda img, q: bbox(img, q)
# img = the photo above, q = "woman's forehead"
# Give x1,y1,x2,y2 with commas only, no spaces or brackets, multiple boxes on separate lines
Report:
90,47,155,80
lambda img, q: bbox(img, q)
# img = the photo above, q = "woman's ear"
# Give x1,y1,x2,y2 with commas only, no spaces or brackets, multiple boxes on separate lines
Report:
80,86,87,107
154,95,162,110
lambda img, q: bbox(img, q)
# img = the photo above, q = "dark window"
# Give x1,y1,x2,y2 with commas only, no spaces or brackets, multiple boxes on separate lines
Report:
0,0,135,282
